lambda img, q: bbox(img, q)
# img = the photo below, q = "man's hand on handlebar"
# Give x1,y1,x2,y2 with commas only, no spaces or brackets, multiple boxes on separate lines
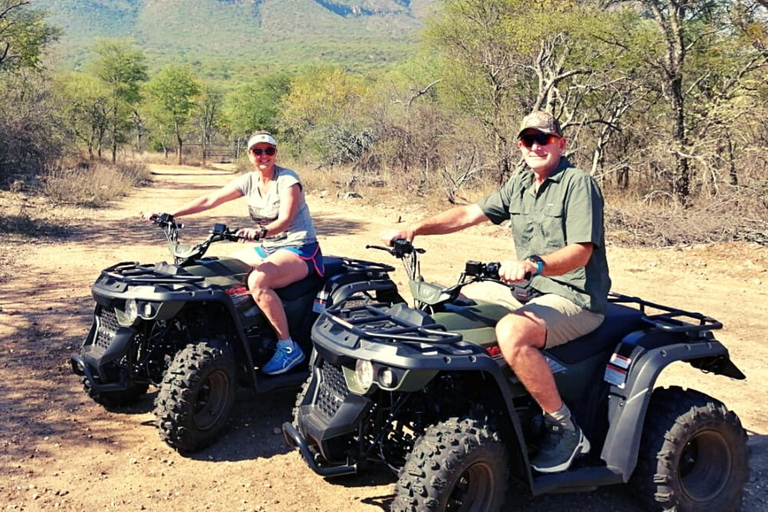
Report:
498,260,537,284
380,227,414,246
141,211,163,222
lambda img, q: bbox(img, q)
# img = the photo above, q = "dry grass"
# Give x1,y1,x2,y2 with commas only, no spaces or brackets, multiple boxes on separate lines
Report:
606,185,768,247
42,160,151,207
298,162,496,214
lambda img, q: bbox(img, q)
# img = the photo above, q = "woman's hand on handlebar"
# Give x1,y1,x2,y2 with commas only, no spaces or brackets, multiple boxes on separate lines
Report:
498,260,537,284
236,226,266,242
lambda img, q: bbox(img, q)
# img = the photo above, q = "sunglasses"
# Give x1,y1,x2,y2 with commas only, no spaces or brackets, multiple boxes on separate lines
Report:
250,147,276,156
520,133,559,148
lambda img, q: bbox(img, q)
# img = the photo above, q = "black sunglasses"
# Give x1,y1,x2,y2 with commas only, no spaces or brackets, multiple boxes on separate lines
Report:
250,147,276,156
520,133,559,148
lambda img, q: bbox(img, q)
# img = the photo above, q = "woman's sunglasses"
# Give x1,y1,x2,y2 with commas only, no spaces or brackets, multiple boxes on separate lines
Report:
520,133,559,148
250,147,276,156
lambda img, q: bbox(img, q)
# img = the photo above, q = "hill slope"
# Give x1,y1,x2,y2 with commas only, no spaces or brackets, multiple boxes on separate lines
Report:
38,0,437,74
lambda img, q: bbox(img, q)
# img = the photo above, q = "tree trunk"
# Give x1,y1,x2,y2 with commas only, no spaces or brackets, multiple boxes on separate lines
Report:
177,133,183,166
727,135,737,186
201,129,207,166
670,75,690,205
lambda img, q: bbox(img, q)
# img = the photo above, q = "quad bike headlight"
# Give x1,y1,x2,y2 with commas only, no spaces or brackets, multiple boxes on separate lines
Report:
377,367,395,388
122,299,139,325
139,301,158,319
355,359,374,389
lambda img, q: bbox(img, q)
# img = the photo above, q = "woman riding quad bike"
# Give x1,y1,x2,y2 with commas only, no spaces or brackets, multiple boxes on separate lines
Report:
71,215,401,453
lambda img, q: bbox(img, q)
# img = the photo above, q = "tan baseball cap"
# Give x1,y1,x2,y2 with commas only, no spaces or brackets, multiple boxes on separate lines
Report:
517,111,563,138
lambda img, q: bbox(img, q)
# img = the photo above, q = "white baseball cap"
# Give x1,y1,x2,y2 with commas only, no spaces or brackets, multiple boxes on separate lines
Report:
247,133,277,150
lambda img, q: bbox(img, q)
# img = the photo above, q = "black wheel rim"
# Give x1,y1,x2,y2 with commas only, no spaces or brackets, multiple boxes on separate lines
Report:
446,462,495,512
679,429,732,502
193,369,230,431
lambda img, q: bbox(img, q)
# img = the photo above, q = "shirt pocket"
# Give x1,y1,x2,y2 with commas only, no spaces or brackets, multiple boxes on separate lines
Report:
541,203,566,249
509,203,534,247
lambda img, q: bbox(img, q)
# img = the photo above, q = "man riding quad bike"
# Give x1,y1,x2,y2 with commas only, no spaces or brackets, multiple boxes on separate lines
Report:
283,240,749,511
71,214,401,453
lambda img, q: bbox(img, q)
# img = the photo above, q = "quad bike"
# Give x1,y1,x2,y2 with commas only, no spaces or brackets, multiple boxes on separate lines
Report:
71,214,401,453
283,239,750,511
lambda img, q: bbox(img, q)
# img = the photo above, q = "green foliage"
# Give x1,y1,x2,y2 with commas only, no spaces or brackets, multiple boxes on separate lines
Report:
90,39,148,162
281,65,369,161
222,73,291,138
91,39,147,104
0,0,61,71
54,72,110,158
145,65,201,163
146,66,200,132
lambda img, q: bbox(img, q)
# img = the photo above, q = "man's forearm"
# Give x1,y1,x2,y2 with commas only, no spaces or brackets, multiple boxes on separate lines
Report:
537,243,593,276
412,204,488,237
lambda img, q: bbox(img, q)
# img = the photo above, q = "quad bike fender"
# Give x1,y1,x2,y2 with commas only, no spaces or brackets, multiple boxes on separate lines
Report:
600,333,745,480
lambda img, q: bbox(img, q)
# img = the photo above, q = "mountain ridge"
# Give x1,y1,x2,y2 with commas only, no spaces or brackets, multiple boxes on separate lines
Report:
38,0,437,74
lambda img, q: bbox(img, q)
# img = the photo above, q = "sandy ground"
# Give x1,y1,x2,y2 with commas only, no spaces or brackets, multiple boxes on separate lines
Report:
1,164,767,511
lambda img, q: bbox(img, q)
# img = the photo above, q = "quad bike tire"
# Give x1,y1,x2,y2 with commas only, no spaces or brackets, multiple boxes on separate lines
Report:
631,386,749,512
82,377,149,409
154,340,237,453
392,417,509,512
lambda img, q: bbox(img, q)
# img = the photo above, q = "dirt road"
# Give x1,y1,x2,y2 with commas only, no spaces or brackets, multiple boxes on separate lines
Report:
1,164,767,511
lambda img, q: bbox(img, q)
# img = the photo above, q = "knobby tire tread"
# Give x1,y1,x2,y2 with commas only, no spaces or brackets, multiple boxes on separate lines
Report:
154,341,236,453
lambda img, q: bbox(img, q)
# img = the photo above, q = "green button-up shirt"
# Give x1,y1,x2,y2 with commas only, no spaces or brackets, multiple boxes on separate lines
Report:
477,158,611,313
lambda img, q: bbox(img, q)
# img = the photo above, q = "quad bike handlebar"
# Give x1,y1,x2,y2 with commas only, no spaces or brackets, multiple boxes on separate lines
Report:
367,238,531,310
150,213,247,266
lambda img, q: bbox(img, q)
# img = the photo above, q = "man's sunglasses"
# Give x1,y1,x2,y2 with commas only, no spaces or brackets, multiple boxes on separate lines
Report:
520,133,559,148
250,147,276,156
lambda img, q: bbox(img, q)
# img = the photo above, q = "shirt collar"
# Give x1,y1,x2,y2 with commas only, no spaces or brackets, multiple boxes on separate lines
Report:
522,157,571,190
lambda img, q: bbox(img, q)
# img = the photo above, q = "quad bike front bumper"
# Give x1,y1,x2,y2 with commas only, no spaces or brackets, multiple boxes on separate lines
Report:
282,422,358,477
71,354,134,393
283,359,375,477
71,306,139,392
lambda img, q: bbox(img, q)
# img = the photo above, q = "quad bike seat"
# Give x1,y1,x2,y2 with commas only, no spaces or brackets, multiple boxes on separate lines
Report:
276,256,346,301
431,300,645,365
547,302,646,364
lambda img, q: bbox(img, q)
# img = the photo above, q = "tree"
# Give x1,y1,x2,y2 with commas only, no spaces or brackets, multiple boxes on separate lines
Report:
425,0,631,182
281,66,366,162
0,0,59,72
223,73,290,138
196,83,223,165
612,0,768,204
91,40,147,164
145,66,201,165
55,72,110,159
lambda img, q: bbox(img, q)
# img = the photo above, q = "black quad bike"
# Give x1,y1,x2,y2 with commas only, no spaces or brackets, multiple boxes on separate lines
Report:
71,214,401,453
283,240,750,511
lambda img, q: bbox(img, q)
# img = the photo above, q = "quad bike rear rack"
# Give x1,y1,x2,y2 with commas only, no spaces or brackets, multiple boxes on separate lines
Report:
608,293,722,335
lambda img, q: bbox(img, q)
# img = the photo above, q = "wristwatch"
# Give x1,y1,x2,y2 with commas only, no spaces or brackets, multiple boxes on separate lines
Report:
528,255,545,276
258,226,269,240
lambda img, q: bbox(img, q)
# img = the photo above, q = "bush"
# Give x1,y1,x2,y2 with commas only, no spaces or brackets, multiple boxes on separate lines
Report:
0,70,65,186
42,160,151,207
